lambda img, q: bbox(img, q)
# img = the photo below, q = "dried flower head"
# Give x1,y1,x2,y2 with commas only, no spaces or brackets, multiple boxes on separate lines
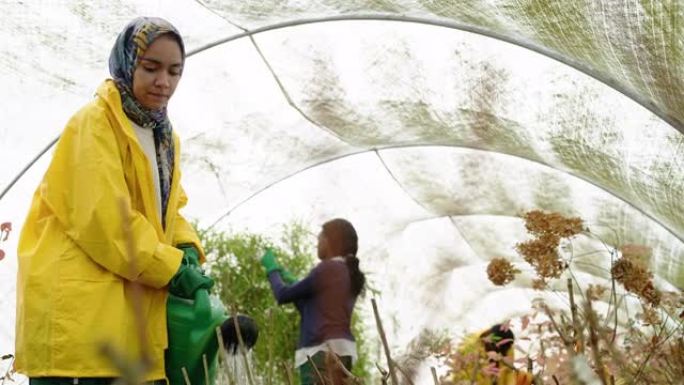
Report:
523,210,584,238
660,291,684,320
637,306,661,326
0,221,10,242
587,284,608,301
517,234,565,279
517,233,560,258
640,281,662,307
532,278,547,290
0,221,8,262
611,257,661,306
487,258,519,286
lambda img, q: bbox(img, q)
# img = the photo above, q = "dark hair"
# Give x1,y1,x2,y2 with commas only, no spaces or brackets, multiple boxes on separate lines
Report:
481,323,515,355
322,218,365,297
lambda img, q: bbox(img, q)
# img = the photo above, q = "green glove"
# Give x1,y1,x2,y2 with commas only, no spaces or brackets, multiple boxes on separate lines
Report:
178,244,201,268
169,262,214,299
279,267,298,284
259,249,297,283
259,248,281,274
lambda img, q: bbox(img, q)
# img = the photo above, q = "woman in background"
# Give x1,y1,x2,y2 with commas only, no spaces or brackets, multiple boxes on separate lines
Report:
260,218,365,385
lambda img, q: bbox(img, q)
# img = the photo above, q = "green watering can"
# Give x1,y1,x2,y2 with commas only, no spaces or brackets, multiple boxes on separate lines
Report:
165,289,259,385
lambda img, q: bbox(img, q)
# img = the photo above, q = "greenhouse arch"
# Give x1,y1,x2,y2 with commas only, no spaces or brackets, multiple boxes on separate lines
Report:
1,2,683,383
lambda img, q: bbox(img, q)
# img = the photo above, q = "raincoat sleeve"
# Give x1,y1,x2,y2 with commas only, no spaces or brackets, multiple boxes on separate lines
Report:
43,104,181,288
171,184,206,263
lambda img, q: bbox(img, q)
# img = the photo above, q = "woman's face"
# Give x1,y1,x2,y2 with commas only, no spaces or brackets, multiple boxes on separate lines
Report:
132,34,183,109
317,229,330,260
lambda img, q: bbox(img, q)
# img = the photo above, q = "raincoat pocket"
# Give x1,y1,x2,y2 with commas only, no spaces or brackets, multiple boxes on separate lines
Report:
52,278,130,374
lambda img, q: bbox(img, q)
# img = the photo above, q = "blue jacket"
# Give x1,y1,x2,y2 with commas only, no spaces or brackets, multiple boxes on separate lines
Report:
267,257,356,348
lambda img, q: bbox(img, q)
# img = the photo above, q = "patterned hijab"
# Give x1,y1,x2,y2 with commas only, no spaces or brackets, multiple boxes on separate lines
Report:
108,17,185,228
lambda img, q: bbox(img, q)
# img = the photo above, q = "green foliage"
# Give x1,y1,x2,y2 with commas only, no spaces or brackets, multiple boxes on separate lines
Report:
350,311,371,380
198,222,372,383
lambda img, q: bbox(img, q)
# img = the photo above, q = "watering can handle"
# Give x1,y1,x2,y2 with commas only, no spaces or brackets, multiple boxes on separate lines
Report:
193,287,211,321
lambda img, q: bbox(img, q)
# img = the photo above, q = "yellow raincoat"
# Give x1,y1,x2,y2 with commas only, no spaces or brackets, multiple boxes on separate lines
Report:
451,331,533,385
15,80,204,381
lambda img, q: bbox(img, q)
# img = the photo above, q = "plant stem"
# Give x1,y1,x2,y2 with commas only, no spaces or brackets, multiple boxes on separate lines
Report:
280,361,294,385
181,367,191,385
632,322,670,383
375,362,389,385
0,355,14,385
585,299,608,385
326,348,363,385
203,354,210,385
307,355,327,384
603,247,619,344
267,308,273,385
542,304,573,350
216,326,236,385
371,298,399,385
430,366,439,385
231,304,255,385
394,361,416,385
568,278,583,354
539,333,546,378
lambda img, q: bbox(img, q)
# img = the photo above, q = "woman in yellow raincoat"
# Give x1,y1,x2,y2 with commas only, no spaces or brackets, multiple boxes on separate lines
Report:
15,17,213,385
450,324,533,385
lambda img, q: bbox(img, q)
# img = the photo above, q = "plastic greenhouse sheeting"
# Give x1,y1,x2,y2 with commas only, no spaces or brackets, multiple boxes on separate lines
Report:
1,0,683,381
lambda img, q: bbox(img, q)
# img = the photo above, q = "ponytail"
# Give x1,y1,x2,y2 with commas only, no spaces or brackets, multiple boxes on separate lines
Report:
345,254,365,297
